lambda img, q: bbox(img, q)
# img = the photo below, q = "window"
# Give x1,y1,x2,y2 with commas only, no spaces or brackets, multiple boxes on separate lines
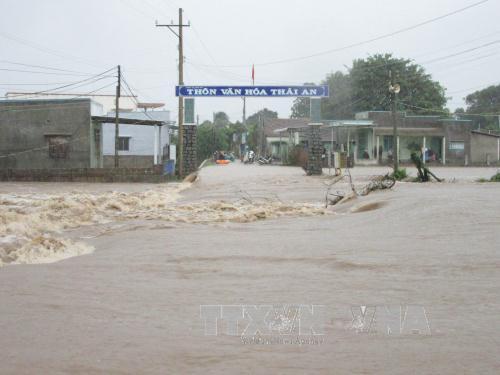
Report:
118,136,130,151
47,136,70,159
449,141,465,151
383,136,393,151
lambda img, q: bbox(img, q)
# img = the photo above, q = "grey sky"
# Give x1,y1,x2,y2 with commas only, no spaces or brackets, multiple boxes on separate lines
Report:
1,0,499,122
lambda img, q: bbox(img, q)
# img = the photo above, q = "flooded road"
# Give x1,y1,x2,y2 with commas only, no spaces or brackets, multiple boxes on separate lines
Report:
0,164,499,374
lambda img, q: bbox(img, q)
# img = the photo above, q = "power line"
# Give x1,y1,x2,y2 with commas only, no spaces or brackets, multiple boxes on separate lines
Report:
0,81,77,86
420,40,500,65
0,68,110,77
447,81,500,95
0,82,117,113
1,67,117,99
193,0,491,68
0,60,97,75
0,30,106,68
400,101,500,117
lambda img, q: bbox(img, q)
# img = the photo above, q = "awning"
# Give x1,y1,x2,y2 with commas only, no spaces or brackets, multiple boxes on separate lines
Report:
91,116,166,126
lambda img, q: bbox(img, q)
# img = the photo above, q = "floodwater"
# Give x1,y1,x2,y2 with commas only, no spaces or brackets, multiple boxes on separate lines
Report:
0,164,499,374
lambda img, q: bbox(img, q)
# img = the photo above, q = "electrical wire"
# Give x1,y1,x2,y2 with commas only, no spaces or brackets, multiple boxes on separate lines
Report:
1,67,117,99
0,60,98,75
399,101,500,117
193,0,491,68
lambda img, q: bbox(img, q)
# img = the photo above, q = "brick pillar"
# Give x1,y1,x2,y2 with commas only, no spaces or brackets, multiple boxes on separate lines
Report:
183,125,198,175
306,123,323,175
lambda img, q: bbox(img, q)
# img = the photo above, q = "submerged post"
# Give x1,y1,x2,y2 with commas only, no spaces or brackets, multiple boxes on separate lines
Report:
306,123,323,175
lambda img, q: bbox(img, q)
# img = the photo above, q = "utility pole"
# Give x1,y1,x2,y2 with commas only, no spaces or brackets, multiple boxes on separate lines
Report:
242,97,246,158
114,65,121,168
156,8,190,177
389,70,400,172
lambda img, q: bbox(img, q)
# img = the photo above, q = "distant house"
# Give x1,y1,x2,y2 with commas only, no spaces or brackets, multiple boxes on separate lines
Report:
263,118,310,159
103,108,173,168
0,99,103,169
324,111,500,166
0,98,167,170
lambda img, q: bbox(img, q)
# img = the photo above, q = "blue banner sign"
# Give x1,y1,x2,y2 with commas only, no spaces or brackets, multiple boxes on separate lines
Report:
176,85,329,97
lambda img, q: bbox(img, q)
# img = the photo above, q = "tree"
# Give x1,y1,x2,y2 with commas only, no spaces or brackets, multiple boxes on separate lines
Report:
321,72,352,120
214,111,230,127
350,54,447,115
464,84,500,130
196,120,229,162
290,54,448,118
196,118,250,162
246,108,278,125
290,82,314,119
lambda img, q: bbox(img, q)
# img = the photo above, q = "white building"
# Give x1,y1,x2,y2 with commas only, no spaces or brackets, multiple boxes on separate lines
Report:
102,109,172,167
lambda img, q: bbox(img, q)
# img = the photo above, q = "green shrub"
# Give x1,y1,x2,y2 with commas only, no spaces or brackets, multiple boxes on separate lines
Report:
490,173,500,182
391,168,408,181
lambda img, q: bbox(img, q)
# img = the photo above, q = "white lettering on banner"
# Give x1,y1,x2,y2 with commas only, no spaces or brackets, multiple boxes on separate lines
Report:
193,88,217,95
244,88,267,96
177,86,328,97
301,88,318,96
221,88,242,96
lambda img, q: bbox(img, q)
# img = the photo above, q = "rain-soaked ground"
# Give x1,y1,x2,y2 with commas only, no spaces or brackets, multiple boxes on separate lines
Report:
0,163,499,374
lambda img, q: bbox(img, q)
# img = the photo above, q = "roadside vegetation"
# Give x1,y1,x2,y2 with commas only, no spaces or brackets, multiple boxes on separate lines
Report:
478,172,500,182
391,168,408,181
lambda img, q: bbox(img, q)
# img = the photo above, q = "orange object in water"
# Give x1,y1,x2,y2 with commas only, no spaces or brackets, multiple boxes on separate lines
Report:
216,159,230,165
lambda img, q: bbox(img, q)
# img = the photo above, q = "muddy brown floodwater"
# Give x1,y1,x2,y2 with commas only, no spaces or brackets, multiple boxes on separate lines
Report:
0,164,499,374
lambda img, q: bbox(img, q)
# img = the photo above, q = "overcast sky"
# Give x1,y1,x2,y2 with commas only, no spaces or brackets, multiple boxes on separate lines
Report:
1,0,499,122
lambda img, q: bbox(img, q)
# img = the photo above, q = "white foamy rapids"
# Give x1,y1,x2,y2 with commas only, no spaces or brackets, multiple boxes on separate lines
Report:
0,182,327,266
0,183,191,266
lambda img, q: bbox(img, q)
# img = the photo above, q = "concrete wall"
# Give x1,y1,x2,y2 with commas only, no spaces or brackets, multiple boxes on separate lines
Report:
363,111,475,165
103,155,154,168
442,120,473,165
0,168,171,183
470,132,500,165
0,99,94,169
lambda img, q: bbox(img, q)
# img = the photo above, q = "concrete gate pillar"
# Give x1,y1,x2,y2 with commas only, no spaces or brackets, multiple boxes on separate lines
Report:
306,123,323,175
183,125,198,175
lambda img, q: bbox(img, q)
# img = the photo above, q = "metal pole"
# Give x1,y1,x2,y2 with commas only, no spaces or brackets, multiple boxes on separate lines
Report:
158,125,162,164
390,70,399,172
114,65,121,168
242,97,246,158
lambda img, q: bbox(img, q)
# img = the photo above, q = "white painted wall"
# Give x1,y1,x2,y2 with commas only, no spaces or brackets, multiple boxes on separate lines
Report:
102,110,170,157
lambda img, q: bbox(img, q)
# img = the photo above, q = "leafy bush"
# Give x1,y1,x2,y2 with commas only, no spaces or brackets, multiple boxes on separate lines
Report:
391,168,408,181
490,173,500,182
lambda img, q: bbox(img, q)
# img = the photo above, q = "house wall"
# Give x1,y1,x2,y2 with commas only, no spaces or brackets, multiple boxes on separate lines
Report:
0,99,93,169
103,110,170,158
470,133,500,165
366,112,474,164
442,121,473,165
103,155,154,168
